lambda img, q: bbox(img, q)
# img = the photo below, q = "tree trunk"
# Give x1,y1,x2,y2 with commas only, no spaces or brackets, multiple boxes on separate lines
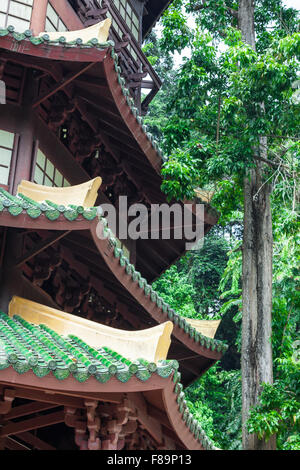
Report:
242,171,275,449
238,0,276,450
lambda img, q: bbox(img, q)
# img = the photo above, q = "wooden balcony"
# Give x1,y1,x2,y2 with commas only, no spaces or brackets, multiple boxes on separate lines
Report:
68,0,161,113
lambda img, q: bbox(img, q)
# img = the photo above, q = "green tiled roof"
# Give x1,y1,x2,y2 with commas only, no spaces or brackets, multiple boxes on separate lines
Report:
0,186,228,355
0,188,98,221
0,26,113,49
0,311,177,383
0,311,218,450
0,26,167,164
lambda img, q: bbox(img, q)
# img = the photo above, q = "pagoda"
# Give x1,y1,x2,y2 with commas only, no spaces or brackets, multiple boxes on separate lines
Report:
0,1,227,451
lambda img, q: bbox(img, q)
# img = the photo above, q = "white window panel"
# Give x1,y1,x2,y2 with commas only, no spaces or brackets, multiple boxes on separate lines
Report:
9,1,32,20
0,130,14,149
58,19,67,32
46,3,58,26
0,147,12,167
7,16,30,31
0,165,10,185
133,14,139,28
0,13,6,28
19,0,33,5
45,18,56,32
36,149,45,168
44,176,52,187
34,165,44,185
46,158,54,179
0,0,9,14
54,171,63,187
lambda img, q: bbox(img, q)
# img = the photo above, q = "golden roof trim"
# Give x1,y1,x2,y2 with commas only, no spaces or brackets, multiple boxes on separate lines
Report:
17,177,102,208
9,296,173,364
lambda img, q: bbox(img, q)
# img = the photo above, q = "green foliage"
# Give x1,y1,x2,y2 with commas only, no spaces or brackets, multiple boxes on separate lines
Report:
152,264,198,317
153,228,231,317
146,0,299,450
185,366,243,449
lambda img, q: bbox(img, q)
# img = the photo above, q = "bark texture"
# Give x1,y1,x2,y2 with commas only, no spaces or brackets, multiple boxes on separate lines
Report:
238,0,276,450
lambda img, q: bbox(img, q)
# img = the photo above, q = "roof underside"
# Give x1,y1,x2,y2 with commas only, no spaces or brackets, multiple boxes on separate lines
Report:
142,0,173,38
0,187,227,386
0,308,217,450
0,29,218,282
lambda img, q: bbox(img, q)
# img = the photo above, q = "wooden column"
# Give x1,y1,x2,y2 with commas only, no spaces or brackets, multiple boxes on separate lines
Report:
30,0,48,36
12,71,37,195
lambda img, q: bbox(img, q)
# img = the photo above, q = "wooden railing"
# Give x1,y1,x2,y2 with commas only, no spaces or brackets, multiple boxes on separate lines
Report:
67,0,161,113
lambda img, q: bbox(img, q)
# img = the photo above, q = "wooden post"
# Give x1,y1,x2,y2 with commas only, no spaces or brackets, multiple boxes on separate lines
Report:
12,70,37,195
30,0,48,36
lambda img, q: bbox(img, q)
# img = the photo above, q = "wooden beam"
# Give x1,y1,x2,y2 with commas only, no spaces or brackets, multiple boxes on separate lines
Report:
11,388,85,409
75,75,107,91
12,387,123,406
1,410,65,437
4,436,30,450
16,431,56,450
4,401,59,421
0,51,63,83
14,231,71,268
147,404,172,431
128,393,163,445
32,63,96,109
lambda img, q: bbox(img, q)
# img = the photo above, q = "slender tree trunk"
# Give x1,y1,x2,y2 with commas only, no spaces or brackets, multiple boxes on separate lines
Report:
238,0,276,450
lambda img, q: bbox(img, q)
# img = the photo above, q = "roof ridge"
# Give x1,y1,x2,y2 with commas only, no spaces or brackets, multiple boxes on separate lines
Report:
0,312,178,383
0,187,98,221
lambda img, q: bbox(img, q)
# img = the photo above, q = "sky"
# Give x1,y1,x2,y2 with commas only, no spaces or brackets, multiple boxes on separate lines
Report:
172,0,300,65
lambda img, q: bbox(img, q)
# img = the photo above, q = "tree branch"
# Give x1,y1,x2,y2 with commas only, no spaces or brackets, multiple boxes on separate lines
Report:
193,1,238,17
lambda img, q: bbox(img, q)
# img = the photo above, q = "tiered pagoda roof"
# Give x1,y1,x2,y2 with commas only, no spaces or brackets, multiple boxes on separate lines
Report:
0,16,226,451
0,185,226,386
0,296,219,450
0,24,218,281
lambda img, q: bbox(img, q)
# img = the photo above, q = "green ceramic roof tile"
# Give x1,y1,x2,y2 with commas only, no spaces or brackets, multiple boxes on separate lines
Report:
0,26,167,164
0,26,113,50
0,312,219,450
0,310,218,450
0,311,178,383
0,186,227,355
0,188,98,221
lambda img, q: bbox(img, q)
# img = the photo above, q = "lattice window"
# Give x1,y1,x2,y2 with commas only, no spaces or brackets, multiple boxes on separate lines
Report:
108,0,139,43
0,129,15,186
34,149,70,188
45,2,68,32
0,0,33,32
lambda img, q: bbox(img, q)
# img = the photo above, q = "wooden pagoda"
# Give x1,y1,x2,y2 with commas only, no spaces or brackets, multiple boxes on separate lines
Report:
0,1,227,451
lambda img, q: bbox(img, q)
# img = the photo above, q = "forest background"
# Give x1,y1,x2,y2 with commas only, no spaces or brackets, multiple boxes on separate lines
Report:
142,0,300,450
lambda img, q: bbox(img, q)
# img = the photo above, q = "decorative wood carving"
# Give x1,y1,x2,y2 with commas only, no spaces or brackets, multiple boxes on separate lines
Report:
48,96,77,131
32,248,62,287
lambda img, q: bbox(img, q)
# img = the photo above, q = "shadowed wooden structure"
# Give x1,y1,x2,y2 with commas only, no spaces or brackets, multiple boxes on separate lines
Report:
0,0,226,451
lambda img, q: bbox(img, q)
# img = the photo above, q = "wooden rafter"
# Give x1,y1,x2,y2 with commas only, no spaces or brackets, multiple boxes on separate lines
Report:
4,436,31,450
14,431,56,450
1,410,65,437
32,62,96,109
14,231,71,268
4,401,59,421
